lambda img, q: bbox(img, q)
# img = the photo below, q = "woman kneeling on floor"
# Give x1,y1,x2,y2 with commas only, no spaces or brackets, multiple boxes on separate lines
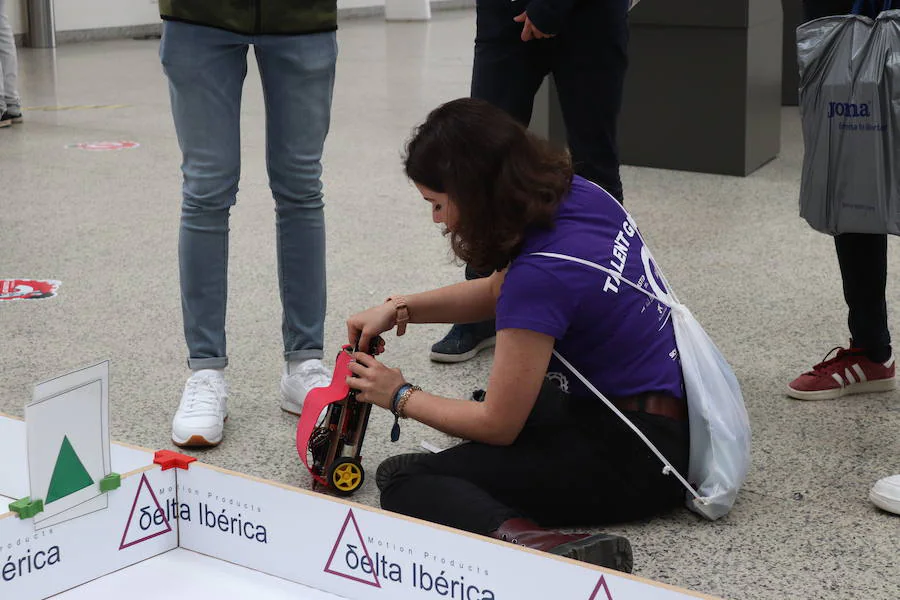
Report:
345,98,690,573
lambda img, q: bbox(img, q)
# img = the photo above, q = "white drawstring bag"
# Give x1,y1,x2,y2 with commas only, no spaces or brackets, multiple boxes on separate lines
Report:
532,250,751,520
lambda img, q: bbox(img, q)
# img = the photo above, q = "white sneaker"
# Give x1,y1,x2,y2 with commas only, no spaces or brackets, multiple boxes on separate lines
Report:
870,475,900,515
281,359,331,416
172,370,228,447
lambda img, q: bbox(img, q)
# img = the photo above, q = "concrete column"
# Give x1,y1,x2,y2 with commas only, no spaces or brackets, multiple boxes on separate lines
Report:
618,0,784,176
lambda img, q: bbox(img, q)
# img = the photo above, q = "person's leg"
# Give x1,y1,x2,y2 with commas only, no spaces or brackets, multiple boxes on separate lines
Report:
161,21,249,371
253,32,337,412
786,1,894,401
835,233,891,360
380,382,687,531
161,21,248,446
550,0,627,203
470,0,549,125
430,1,550,363
0,0,22,123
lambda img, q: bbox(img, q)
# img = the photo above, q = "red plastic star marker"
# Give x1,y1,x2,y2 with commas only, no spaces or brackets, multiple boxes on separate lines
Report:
153,450,197,471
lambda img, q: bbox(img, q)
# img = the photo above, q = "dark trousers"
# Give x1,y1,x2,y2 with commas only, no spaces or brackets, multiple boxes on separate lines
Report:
803,0,892,361
462,0,628,282
380,381,689,535
471,0,628,203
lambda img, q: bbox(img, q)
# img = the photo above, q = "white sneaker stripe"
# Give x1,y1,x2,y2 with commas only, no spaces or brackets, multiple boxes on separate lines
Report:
885,356,895,369
844,368,856,385
853,364,867,383
832,372,845,387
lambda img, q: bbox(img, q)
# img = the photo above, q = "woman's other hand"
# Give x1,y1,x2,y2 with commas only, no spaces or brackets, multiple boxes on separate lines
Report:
346,353,406,409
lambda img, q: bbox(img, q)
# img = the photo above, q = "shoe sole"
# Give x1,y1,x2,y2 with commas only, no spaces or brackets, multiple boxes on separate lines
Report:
0,121,10,128
171,416,228,448
11,117,23,124
549,534,633,573
280,399,302,416
430,336,497,364
870,489,900,515
280,378,303,416
172,434,221,448
787,377,896,401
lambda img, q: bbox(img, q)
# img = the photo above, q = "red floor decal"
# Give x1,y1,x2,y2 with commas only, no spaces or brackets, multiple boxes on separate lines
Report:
66,141,140,151
0,279,60,301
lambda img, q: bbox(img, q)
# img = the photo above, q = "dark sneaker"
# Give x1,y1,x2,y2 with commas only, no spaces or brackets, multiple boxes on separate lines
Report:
0,113,11,128
787,345,896,401
5,109,23,124
430,320,496,363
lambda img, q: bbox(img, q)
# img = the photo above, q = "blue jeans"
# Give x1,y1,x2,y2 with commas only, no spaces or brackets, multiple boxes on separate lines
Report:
0,0,21,114
160,20,337,370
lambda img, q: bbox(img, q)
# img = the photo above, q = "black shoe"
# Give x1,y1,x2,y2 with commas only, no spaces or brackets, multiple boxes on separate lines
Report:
375,453,429,492
2,110,23,125
430,320,496,363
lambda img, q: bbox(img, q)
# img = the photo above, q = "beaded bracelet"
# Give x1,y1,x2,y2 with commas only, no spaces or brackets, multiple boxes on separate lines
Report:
390,384,421,442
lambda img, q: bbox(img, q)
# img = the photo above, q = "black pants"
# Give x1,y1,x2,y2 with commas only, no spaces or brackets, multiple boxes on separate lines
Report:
380,381,689,535
471,0,628,203
802,0,891,361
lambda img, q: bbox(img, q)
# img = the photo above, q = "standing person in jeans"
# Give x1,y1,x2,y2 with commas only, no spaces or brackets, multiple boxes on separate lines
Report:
0,0,23,128
430,0,630,363
345,99,692,571
787,0,895,400
159,0,337,447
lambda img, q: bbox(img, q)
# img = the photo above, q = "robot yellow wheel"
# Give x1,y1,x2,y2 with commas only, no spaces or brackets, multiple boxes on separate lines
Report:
327,458,365,496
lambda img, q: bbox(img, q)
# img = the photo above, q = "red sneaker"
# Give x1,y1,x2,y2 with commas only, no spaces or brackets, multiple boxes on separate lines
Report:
788,346,896,400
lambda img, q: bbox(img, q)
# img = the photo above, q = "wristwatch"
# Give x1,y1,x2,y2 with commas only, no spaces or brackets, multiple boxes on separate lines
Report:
385,296,409,336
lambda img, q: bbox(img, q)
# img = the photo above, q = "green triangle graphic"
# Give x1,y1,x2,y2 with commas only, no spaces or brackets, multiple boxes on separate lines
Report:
45,436,94,504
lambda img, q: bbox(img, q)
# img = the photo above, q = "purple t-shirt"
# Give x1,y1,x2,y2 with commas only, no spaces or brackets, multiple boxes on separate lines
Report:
496,176,683,400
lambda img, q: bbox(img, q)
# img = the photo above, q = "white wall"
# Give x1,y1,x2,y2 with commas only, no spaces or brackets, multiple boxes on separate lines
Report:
8,0,388,36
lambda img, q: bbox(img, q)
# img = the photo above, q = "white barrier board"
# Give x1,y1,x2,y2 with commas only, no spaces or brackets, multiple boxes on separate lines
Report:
178,463,712,600
0,414,716,600
0,466,178,599
54,548,347,600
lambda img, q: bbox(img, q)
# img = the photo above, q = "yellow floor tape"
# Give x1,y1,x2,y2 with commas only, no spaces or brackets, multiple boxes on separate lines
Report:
24,104,131,112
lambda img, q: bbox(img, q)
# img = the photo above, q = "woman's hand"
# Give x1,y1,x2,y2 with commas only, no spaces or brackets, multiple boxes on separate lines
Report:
347,303,396,351
346,353,406,410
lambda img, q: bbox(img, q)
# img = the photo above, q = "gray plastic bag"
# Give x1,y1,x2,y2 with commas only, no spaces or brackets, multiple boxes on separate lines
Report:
798,2,900,234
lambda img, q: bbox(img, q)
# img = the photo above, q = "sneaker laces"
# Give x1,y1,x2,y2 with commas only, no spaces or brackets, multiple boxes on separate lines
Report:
182,375,224,417
806,346,863,376
293,360,331,390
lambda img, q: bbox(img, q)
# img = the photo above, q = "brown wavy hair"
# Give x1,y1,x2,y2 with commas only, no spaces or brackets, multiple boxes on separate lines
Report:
404,98,574,272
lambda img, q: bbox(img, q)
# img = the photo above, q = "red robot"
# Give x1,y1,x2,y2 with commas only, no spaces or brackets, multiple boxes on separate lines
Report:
296,339,382,496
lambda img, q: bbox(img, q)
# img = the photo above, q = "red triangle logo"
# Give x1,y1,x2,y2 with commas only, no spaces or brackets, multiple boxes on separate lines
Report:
588,576,614,600
119,473,173,550
324,509,381,587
